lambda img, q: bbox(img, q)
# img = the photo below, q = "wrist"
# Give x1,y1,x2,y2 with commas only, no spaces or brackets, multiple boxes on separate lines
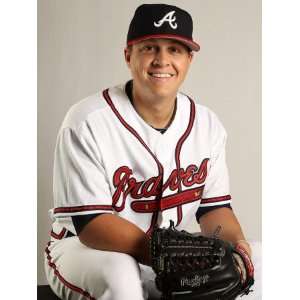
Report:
135,235,151,265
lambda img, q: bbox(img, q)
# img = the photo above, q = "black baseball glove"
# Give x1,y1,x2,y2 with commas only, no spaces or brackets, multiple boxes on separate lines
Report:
150,221,254,300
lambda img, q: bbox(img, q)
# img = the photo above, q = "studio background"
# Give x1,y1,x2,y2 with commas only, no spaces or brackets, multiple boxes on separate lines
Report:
38,0,261,284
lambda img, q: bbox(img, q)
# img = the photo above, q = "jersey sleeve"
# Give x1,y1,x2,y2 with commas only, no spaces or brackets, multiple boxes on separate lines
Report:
200,113,232,209
53,123,114,218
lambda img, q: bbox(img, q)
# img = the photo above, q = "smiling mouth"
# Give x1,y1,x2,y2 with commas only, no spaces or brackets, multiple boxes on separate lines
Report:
148,72,175,78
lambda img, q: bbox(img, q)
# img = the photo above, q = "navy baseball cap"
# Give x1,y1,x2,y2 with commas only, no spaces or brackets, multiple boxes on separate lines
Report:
127,4,200,51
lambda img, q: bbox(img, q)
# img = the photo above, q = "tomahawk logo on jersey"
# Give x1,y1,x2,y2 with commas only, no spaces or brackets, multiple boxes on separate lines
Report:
50,83,231,235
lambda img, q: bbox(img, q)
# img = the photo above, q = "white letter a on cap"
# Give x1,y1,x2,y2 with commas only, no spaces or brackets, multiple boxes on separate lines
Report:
154,11,178,29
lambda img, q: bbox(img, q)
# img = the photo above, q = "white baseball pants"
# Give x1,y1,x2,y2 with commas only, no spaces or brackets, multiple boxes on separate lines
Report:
44,236,261,300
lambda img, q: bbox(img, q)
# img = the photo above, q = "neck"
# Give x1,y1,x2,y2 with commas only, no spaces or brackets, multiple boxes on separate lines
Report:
131,86,177,129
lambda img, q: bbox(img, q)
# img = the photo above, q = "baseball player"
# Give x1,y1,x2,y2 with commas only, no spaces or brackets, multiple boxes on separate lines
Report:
45,4,261,300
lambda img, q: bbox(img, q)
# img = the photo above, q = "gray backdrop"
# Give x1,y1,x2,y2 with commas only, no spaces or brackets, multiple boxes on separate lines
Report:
38,0,261,284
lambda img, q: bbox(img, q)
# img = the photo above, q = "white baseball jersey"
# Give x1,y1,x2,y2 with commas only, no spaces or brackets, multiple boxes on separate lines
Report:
49,83,231,236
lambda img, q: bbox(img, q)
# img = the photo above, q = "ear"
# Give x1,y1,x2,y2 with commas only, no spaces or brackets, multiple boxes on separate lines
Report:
188,51,194,63
124,47,131,67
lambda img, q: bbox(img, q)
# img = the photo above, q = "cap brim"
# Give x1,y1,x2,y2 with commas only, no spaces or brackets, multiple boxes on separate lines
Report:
127,34,200,51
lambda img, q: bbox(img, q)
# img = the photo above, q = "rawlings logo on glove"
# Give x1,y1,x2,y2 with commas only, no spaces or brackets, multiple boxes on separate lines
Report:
150,221,254,300
181,274,210,287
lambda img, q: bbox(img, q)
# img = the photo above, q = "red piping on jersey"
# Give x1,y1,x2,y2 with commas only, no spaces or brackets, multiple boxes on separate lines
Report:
54,205,112,214
45,242,96,300
102,89,163,175
103,89,163,234
102,89,197,231
50,228,67,240
131,186,204,213
174,97,196,226
147,211,159,236
200,195,231,204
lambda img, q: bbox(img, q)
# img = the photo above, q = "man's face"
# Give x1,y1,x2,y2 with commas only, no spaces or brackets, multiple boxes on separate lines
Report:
125,38,193,100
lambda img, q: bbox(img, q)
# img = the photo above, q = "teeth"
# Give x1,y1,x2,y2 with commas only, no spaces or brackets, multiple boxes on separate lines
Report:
151,73,172,78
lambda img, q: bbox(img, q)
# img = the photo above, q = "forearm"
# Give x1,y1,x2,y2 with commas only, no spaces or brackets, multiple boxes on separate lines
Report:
199,207,251,255
78,214,151,265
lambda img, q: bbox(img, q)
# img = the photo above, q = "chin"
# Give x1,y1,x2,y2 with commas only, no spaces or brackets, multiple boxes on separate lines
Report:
150,87,177,99
149,83,179,98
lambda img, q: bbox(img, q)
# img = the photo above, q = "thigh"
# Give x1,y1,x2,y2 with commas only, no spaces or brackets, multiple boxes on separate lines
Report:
45,237,144,300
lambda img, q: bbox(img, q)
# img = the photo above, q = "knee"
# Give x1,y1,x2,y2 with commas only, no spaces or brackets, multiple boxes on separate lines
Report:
103,252,144,299
104,252,141,283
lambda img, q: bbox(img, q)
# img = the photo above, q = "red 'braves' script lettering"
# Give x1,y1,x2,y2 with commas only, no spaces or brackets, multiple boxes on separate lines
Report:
112,158,209,207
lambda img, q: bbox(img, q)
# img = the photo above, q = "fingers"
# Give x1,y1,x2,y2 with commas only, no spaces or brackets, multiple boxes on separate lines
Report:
234,243,255,279
235,240,252,257
233,253,247,284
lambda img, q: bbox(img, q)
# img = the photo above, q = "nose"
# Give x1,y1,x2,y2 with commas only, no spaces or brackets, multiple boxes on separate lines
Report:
152,49,170,67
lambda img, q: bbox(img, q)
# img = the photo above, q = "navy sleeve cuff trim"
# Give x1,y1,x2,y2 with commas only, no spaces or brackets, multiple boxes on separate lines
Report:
195,204,232,223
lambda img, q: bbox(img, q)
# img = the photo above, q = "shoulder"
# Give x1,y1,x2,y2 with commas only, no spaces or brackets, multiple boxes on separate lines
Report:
178,92,227,141
61,84,126,131
179,92,226,131
196,104,225,133
61,92,107,131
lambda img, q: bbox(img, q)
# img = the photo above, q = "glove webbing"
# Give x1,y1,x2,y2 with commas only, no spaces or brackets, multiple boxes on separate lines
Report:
151,222,225,274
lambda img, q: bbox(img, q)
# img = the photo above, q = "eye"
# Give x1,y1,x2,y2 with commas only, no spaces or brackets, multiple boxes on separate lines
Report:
141,45,155,52
169,46,182,54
